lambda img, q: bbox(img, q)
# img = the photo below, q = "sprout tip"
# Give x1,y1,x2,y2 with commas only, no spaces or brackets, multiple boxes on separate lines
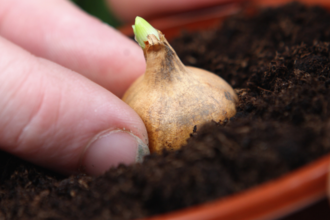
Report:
132,16,159,49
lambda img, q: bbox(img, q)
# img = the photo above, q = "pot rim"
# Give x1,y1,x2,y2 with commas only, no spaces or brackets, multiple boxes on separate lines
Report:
144,154,330,220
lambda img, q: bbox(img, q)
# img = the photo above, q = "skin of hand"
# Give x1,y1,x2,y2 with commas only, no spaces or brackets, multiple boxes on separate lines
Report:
0,0,227,177
0,0,148,176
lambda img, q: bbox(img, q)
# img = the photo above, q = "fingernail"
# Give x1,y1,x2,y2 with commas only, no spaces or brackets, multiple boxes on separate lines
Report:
81,130,149,176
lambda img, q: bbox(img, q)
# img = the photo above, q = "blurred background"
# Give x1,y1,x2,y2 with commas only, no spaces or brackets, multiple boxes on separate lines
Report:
70,0,122,27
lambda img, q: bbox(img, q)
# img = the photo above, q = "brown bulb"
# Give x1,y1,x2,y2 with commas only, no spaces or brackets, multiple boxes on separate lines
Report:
123,31,237,153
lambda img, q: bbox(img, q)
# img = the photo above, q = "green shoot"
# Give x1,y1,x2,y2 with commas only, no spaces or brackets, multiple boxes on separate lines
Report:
132,16,159,48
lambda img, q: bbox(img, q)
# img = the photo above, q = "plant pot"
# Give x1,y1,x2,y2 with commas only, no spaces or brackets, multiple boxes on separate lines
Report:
119,0,330,219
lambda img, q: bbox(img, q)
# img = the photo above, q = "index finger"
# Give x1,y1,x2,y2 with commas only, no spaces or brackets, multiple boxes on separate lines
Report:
0,0,145,97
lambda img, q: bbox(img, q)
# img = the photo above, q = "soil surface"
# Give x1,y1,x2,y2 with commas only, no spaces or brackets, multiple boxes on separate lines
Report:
1,2,330,220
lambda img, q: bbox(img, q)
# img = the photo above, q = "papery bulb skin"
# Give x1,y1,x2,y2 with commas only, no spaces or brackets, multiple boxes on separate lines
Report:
123,31,237,153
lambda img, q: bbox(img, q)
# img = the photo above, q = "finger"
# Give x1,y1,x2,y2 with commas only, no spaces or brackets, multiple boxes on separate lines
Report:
0,0,145,97
106,0,232,22
0,36,149,176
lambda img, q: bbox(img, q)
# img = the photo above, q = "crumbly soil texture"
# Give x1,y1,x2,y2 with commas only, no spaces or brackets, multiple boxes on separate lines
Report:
1,3,330,220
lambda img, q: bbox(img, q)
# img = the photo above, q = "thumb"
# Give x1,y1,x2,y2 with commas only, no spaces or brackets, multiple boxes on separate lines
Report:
0,37,149,176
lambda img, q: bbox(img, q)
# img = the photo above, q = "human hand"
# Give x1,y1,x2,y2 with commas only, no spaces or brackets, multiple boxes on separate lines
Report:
0,0,149,176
